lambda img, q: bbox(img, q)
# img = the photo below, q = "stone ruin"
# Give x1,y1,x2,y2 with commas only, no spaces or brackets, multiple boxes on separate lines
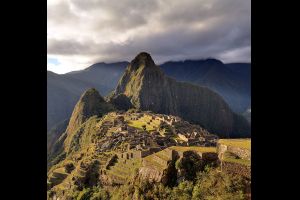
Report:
117,147,162,162
138,148,219,184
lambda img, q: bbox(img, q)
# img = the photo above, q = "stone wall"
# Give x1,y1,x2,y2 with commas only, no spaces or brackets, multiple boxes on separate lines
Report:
217,143,251,160
139,157,176,185
152,155,169,167
117,150,152,160
216,143,228,159
139,166,164,182
161,149,175,160
105,155,117,169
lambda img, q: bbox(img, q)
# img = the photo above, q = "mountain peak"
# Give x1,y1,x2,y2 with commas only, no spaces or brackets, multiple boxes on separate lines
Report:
64,88,115,152
80,88,105,103
204,58,223,65
135,52,152,60
111,54,250,137
130,52,156,71
65,88,113,137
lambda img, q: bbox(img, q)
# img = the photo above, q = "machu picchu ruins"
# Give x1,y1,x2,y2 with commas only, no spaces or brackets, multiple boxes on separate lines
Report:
97,111,217,153
47,108,251,199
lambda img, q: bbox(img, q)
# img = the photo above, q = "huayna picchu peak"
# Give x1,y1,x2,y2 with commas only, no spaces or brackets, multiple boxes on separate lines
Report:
110,52,250,138
129,52,157,70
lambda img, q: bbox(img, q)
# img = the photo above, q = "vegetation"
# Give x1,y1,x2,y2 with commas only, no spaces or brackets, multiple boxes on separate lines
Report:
90,187,110,200
65,162,75,173
75,167,248,200
175,151,204,181
67,116,99,154
223,157,251,166
107,158,142,184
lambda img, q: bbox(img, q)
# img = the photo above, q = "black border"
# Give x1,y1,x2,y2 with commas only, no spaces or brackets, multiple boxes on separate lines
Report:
1,0,46,199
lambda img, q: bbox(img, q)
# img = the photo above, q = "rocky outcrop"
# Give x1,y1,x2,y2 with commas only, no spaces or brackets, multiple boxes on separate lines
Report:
227,146,251,160
63,88,115,152
65,88,114,136
110,52,250,137
217,143,251,160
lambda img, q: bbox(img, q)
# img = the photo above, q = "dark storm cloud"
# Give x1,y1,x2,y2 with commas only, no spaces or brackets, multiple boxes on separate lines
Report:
69,0,159,30
47,0,250,72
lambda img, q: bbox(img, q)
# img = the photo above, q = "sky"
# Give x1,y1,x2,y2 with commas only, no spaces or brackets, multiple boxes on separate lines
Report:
47,0,251,74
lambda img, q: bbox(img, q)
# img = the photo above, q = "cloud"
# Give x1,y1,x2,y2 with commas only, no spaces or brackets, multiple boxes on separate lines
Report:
47,0,250,73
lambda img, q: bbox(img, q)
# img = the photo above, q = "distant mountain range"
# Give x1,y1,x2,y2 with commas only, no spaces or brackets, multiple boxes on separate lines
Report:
47,58,250,132
47,62,127,130
161,59,251,113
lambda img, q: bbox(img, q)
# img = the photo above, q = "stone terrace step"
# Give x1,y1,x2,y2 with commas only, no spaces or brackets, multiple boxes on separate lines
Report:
143,159,165,170
156,150,172,160
151,155,169,167
109,174,127,184
109,159,138,174
112,162,131,170
109,166,131,177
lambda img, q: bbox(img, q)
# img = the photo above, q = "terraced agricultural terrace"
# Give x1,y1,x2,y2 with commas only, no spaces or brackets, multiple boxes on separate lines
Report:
219,139,251,150
126,113,161,131
218,139,251,166
217,139,251,179
48,110,250,199
106,158,142,185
